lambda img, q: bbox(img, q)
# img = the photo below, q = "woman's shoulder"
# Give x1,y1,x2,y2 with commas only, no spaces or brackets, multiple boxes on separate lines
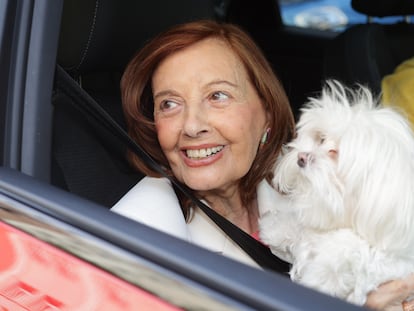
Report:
111,176,189,240
111,176,175,211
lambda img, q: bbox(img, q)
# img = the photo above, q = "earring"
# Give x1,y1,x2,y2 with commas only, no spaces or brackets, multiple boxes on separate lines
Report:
260,128,271,145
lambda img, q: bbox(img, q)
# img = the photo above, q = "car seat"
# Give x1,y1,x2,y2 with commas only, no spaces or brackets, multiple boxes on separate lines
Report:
52,0,221,207
323,0,414,96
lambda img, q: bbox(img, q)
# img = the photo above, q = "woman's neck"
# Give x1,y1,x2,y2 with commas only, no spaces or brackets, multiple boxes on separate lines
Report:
202,191,259,235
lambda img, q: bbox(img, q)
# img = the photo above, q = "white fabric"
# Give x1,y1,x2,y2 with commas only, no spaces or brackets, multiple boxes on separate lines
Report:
111,177,190,240
111,176,286,268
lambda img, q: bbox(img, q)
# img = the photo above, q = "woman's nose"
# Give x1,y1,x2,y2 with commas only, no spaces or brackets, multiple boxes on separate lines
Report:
182,104,209,138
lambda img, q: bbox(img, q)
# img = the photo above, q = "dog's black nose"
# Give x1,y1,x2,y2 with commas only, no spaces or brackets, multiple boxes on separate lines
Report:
297,152,309,168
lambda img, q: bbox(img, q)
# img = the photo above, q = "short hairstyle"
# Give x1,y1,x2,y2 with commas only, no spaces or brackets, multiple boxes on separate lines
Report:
121,20,295,217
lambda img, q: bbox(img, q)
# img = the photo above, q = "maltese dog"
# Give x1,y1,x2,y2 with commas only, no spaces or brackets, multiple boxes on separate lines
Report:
259,80,414,305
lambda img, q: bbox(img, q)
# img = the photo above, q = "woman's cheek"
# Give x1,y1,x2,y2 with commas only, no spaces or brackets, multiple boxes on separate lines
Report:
155,121,177,151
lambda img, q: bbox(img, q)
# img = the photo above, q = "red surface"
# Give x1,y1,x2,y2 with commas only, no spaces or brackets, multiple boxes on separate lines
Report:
0,221,181,311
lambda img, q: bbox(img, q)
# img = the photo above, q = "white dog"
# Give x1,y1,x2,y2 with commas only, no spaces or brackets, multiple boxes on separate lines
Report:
259,80,414,305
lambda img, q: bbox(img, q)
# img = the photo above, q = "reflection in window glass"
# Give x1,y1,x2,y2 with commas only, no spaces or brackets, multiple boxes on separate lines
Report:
278,0,412,32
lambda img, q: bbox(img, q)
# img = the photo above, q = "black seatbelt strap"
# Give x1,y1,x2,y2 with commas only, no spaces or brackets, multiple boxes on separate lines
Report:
55,65,291,275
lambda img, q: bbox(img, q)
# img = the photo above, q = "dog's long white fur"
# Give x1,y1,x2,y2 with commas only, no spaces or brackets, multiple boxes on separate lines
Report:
259,80,414,305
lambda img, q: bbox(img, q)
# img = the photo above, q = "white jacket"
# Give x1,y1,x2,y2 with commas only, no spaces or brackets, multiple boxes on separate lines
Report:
111,176,284,268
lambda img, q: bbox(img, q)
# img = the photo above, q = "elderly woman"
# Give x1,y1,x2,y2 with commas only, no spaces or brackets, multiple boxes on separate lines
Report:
111,20,414,310
112,20,294,266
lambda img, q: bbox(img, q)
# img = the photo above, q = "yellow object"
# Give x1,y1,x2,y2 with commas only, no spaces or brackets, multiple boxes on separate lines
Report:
381,57,414,128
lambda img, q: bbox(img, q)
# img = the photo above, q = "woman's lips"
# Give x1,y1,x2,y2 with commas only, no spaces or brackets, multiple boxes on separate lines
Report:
185,145,224,159
181,145,225,167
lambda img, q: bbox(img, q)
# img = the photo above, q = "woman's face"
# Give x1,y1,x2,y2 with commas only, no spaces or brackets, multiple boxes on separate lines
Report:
152,38,267,195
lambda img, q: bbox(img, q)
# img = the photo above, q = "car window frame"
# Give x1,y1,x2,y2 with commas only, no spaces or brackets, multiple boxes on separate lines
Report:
0,0,62,183
21,0,62,182
0,0,31,170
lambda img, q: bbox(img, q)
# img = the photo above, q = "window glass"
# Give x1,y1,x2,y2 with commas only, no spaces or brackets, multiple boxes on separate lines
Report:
278,0,413,32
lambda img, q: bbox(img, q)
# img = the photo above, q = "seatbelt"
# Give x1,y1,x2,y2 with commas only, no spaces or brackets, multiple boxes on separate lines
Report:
55,65,291,275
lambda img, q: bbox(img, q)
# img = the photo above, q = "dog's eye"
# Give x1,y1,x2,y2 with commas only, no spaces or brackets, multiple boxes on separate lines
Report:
314,132,326,145
316,135,326,145
282,144,293,153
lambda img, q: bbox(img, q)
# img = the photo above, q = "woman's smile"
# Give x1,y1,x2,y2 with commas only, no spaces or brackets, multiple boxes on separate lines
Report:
184,145,224,159
181,145,225,167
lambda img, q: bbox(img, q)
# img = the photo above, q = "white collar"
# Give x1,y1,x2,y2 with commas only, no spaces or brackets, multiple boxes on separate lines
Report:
112,176,285,268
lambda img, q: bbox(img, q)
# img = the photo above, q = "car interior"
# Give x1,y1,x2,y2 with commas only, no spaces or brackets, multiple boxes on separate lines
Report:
51,0,414,210
51,0,294,207
52,0,329,208
324,0,414,96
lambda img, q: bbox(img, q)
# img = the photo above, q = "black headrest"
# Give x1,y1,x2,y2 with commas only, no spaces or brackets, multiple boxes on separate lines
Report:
352,0,414,17
58,0,222,75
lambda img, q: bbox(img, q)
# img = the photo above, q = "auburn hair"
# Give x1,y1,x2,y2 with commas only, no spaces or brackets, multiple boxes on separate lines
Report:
121,20,295,219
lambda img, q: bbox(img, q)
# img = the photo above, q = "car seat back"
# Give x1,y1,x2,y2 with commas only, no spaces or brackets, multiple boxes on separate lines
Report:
323,0,414,95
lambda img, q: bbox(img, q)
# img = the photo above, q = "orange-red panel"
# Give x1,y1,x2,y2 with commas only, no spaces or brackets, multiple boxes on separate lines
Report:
0,221,181,311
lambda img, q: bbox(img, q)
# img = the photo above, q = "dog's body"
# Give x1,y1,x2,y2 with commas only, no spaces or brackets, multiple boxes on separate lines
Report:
259,81,414,305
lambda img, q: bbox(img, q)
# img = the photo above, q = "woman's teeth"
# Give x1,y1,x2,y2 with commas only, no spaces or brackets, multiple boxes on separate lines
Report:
186,146,224,159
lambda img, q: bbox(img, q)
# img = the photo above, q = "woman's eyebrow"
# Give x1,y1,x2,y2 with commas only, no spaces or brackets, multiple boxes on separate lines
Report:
153,89,178,100
206,79,238,88
153,80,238,100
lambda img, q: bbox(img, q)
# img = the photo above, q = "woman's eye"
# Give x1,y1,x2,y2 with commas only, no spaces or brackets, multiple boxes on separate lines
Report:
159,100,178,111
210,91,229,101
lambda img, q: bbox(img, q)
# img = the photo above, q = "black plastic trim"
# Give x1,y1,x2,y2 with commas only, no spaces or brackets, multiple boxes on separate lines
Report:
21,0,63,182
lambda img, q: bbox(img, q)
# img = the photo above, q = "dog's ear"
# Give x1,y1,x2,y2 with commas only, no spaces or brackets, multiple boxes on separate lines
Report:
339,106,414,256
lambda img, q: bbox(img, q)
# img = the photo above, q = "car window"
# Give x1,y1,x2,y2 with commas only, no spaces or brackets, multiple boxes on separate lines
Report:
278,0,413,31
